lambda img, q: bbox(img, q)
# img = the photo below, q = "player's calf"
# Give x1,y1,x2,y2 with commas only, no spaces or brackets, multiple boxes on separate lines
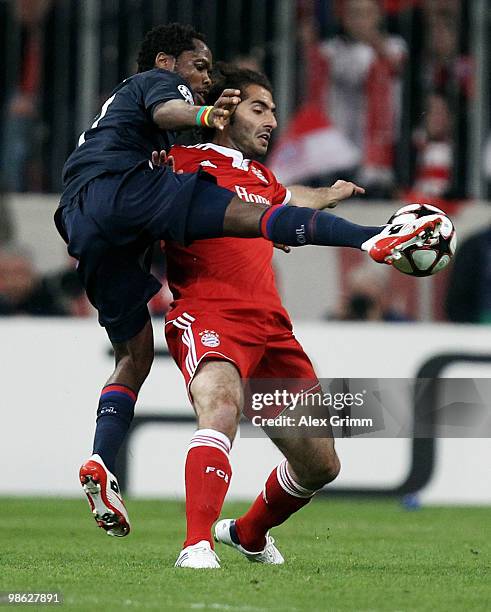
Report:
290,451,341,490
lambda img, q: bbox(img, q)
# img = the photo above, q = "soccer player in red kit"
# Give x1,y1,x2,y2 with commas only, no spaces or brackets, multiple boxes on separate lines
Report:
164,66,441,568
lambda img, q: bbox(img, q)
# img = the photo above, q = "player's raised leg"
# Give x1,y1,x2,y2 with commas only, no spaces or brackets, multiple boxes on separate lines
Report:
185,182,445,265
175,360,242,569
215,435,339,564
79,320,154,537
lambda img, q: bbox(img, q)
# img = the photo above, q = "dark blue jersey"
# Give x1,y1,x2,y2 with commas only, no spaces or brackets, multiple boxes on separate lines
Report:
61,69,194,200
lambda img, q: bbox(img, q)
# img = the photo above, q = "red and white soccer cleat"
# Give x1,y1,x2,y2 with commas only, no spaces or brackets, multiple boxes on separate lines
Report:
79,454,130,537
361,214,444,265
214,519,284,565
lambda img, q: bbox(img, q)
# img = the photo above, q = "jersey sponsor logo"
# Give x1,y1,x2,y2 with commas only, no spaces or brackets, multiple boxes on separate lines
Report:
235,185,271,205
177,84,194,105
251,165,269,184
199,329,220,347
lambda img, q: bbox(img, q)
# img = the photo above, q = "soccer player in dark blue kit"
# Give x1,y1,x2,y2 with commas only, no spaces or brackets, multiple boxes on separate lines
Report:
55,23,444,539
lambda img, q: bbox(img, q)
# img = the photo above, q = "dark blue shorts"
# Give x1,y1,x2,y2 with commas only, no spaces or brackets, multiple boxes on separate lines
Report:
56,162,234,342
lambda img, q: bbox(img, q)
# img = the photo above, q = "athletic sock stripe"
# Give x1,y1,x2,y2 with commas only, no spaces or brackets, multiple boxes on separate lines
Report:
194,429,232,451
188,430,231,455
260,204,284,239
188,440,230,458
189,435,230,455
277,460,315,498
101,385,137,402
191,435,230,452
282,461,315,497
277,461,300,497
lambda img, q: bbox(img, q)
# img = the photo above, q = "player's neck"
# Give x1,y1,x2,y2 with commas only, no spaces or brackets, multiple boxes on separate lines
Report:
212,134,242,156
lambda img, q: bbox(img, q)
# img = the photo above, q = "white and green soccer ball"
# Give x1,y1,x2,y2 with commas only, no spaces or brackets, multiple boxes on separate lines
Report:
388,203,457,277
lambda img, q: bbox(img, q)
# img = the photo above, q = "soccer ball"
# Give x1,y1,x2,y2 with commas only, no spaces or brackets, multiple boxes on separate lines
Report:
387,204,457,277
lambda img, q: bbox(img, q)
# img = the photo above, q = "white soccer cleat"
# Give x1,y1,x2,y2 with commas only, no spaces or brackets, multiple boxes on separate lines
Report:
174,540,221,569
214,519,285,565
361,214,444,264
79,454,130,537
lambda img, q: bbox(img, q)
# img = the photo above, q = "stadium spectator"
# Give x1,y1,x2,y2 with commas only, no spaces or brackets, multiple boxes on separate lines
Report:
0,245,84,316
332,262,410,321
1,0,52,192
296,0,407,196
405,92,453,201
445,226,491,324
421,12,473,99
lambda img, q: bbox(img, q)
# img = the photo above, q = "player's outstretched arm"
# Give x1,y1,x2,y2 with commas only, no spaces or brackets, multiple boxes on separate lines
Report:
152,89,241,132
288,181,365,210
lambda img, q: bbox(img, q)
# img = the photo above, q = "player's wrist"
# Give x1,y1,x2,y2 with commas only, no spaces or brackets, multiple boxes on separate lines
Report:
195,106,214,128
318,187,337,208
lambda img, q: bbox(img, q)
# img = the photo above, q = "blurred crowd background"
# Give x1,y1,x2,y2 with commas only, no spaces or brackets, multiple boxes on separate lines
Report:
0,0,490,323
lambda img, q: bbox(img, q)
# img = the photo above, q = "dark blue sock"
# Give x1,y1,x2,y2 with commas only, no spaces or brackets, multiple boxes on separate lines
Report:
92,384,137,474
261,205,382,248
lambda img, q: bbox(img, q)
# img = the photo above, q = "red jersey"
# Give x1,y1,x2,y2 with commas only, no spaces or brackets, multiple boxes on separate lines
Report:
165,143,291,314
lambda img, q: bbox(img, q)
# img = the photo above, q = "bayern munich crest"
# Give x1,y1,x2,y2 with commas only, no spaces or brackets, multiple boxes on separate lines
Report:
199,329,220,348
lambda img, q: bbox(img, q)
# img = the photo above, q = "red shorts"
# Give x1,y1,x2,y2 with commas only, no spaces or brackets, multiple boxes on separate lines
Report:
165,305,319,415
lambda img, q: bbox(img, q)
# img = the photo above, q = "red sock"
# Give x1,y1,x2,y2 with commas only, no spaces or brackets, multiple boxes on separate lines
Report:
235,459,316,551
184,428,232,548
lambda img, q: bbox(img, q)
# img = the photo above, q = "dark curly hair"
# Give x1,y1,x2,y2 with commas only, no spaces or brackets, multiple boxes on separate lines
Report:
137,23,206,73
206,62,273,106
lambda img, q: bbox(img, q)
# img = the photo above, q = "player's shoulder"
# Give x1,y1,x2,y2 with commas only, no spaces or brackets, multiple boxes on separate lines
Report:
172,143,237,166
169,144,219,172
133,68,186,86
130,68,192,98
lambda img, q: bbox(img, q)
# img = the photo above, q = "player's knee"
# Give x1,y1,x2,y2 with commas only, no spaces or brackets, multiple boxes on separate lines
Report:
194,380,242,423
191,362,242,438
307,454,341,488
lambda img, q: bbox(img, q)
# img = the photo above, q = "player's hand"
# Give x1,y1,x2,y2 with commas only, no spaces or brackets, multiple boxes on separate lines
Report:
151,150,168,167
324,180,365,208
274,243,291,253
210,88,241,131
151,150,183,174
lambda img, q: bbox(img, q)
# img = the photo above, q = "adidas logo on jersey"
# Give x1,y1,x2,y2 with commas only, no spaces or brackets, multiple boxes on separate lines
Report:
235,185,271,205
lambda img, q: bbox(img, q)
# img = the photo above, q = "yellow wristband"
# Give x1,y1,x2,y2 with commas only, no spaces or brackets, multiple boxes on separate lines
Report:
202,106,214,127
